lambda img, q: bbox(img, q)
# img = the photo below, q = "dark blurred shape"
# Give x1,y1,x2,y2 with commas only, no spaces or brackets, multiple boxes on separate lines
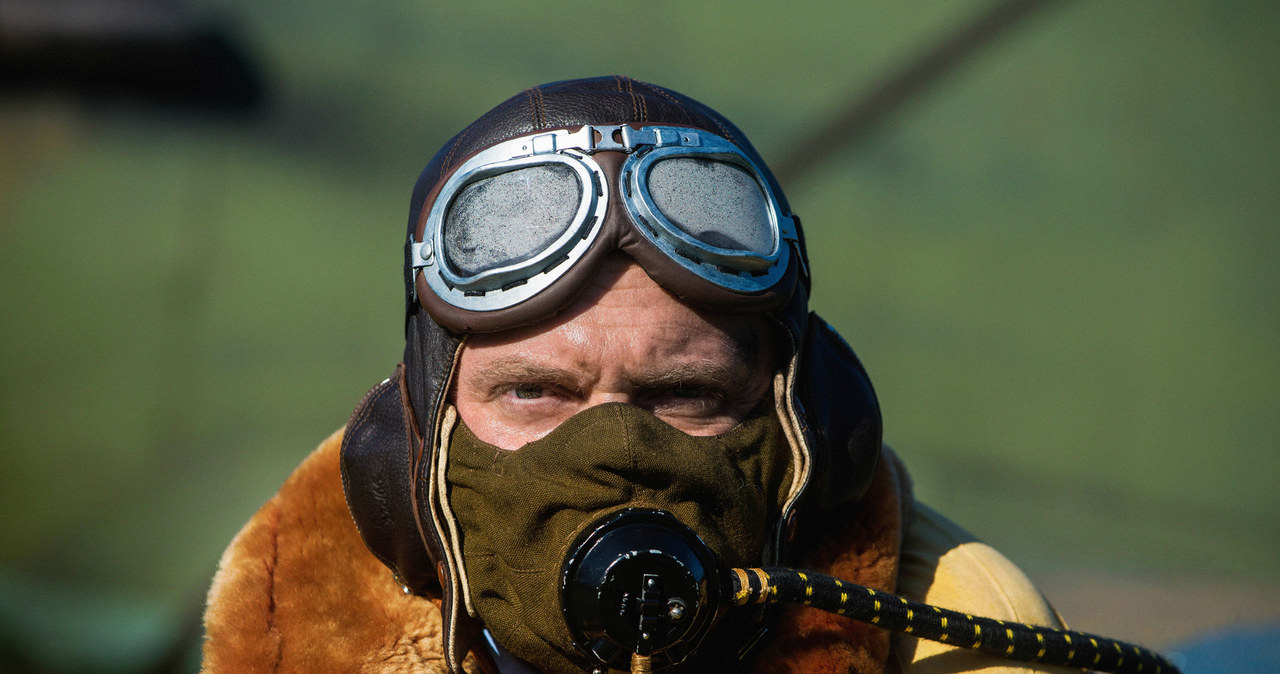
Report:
774,0,1066,185
0,0,263,112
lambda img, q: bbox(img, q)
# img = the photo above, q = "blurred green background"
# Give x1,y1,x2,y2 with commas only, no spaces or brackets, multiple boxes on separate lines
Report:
1,0,1277,671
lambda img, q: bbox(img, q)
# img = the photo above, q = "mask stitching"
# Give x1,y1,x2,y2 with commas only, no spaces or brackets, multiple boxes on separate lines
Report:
616,405,639,502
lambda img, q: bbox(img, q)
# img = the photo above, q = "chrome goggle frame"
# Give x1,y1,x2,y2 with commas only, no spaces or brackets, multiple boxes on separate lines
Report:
410,124,799,313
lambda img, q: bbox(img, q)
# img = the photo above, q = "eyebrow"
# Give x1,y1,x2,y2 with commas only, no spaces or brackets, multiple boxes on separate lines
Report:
467,357,586,393
469,350,764,396
629,361,760,394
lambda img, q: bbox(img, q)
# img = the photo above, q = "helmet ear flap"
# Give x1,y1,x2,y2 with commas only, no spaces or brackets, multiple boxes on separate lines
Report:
342,361,495,673
340,364,439,594
794,314,883,516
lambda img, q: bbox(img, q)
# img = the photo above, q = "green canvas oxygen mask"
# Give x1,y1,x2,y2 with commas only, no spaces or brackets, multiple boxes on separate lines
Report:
445,402,791,673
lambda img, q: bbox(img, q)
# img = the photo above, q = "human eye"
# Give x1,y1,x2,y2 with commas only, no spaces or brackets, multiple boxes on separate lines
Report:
498,382,562,406
670,383,713,399
512,383,545,399
650,381,726,416
497,380,579,409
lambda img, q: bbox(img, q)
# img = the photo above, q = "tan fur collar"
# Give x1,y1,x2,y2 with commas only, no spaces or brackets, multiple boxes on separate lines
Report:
202,430,910,673
751,447,910,674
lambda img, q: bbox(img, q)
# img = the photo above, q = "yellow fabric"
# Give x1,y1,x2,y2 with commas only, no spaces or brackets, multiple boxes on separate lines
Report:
891,502,1078,674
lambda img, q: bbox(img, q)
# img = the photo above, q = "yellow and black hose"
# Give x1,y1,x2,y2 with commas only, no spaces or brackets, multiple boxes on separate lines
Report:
727,567,1180,674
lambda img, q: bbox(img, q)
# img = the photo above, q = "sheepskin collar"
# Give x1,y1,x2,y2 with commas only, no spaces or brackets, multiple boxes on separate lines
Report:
202,429,910,673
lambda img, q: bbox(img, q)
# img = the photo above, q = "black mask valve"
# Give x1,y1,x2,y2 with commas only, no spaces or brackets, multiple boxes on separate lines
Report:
561,509,720,672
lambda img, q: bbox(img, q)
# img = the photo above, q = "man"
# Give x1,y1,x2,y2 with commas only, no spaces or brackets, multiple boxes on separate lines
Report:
202,76,1073,673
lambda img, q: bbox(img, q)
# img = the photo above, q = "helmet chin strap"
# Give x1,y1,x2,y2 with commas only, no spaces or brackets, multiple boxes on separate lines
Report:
561,508,1181,674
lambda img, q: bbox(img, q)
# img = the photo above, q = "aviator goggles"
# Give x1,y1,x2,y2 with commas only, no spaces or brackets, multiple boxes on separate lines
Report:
409,124,800,328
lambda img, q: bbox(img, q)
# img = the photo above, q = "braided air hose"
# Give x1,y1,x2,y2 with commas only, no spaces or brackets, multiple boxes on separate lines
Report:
726,567,1180,674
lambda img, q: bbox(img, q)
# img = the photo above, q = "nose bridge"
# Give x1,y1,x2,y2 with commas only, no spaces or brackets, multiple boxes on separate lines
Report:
585,389,636,408
580,361,642,408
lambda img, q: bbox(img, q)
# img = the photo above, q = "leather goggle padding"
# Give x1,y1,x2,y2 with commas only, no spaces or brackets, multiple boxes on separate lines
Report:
414,149,801,334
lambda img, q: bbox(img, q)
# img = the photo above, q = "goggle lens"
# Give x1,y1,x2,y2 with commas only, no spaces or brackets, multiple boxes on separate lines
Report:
646,157,775,256
443,163,583,277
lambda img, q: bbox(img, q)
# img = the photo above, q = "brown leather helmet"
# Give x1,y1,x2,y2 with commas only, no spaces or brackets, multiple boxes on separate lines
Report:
340,75,882,671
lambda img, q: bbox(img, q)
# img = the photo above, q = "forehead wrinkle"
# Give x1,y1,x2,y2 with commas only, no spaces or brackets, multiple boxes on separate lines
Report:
575,309,765,385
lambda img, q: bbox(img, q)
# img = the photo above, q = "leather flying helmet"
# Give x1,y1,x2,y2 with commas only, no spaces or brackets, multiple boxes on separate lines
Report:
340,75,882,672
